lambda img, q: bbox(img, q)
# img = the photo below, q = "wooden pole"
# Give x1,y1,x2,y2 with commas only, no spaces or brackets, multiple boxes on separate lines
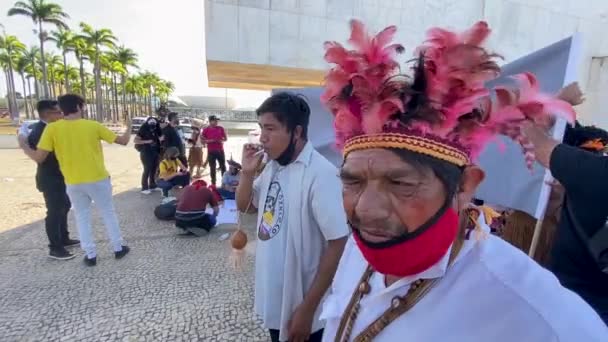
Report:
528,217,544,257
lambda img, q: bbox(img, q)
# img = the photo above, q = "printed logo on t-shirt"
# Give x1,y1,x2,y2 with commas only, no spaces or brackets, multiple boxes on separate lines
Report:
258,181,285,241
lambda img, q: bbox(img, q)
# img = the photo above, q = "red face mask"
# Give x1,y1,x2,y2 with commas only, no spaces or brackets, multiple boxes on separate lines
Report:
352,206,459,277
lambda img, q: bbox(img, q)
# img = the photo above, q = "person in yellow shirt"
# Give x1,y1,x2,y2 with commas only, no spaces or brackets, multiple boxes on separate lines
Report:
158,146,191,201
18,94,131,267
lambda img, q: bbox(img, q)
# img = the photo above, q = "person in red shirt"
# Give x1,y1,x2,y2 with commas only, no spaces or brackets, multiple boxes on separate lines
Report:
201,115,227,185
175,179,220,236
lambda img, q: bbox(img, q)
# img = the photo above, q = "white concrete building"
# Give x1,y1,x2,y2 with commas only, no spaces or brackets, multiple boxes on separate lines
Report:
205,0,608,126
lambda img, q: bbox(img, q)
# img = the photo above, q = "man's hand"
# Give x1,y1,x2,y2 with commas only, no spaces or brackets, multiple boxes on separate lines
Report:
557,82,585,106
521,121,560,168
288,302,315,342
241,143,263,175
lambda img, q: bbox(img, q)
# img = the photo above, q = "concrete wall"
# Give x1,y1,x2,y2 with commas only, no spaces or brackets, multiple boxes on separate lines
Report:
205,0,608,126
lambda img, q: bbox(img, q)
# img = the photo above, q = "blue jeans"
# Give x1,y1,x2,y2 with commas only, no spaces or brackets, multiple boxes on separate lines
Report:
158,174,190,197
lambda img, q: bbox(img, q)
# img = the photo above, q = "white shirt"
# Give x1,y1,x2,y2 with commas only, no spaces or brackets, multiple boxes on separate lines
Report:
252,142,351,341
321,210,608,342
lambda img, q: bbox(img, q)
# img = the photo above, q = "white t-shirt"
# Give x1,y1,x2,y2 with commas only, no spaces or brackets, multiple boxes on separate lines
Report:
255,166,289,329
252,142,350,340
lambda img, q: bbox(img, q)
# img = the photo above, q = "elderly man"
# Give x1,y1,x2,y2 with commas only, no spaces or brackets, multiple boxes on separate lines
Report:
318,20,607,341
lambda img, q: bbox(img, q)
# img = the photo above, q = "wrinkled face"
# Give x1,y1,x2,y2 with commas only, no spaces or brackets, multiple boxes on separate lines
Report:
341,149,447,243
258,112,297,160
340,149,484,243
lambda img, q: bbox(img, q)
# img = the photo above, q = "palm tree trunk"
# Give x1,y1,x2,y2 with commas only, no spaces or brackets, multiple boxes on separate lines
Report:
20,73,30,119
121,75,127,119
78,58,86,100
27,77,34,118
6,63,19,121
94,53,103,121
4,70,13,118
38,21,50,98
62,52,70,93
112,73,119,121
30,61,40,100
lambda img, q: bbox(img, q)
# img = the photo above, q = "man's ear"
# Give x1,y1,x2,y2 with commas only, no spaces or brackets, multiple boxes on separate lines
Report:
294,125,304,140
456,166,485,210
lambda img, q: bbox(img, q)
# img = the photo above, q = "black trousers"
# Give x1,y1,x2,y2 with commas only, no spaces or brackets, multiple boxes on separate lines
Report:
207,150,226,185
140,149,160,190
269,329,323,342
41,185,72,251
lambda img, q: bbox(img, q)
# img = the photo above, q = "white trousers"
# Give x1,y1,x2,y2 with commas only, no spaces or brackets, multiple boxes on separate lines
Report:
66,178,124,258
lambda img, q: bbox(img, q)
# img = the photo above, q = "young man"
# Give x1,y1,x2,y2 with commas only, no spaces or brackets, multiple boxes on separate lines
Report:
218,159,241,200
18,94,131,267
19,100,79,260
158,146,191,200
318,20,607,341
162,112,187,168
237,93,350,342
175,179,220,236
201,115,227,185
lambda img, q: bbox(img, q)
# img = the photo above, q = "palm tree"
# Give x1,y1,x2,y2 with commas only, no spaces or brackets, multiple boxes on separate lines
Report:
0,35,26,120
44,52,61,97
71,36,92,100
78,22,117,121
15,54,31,118
22,46,40,100
47,28,73,92
24,62,39,112
8,0,69,98
113,46,138,117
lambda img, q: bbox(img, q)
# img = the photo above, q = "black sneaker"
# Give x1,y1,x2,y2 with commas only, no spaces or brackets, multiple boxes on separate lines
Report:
49,249,76,260
83,256,97,266
114,246,130,259
63,239,80,247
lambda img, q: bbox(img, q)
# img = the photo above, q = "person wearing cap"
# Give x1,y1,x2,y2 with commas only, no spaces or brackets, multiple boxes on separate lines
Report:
201,115,227,186
218,159,241,200
318,20,607,341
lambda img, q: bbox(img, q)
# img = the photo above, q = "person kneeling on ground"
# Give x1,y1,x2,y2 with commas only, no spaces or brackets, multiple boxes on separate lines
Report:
176,179,220,236
218,159,241,200
158,146,190,201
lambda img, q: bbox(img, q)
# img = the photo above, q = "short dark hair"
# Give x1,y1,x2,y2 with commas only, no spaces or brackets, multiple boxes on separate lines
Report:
58,94,85,114
256,92,310,139
36,100,59,116
168,112,179,122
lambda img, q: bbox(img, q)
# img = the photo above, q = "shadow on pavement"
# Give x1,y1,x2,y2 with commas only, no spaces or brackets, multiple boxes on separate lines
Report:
0,187,266,341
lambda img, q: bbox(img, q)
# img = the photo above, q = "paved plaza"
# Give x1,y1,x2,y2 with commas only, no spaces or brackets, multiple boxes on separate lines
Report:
0,136,269,341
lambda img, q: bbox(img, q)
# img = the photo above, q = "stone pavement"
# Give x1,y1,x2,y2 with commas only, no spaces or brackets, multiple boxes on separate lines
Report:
0,135,270,341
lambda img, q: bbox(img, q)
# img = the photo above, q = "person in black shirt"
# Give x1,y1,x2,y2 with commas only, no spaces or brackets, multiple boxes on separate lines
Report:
134,117,163,194
162,112,188,168
23,100,79,260
523,100,608,323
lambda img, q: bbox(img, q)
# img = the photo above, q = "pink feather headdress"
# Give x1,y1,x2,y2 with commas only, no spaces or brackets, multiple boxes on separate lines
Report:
321,20,575,168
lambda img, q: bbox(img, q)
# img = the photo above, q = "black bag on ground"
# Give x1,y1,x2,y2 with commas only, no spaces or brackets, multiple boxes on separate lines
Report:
154,200,177,221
